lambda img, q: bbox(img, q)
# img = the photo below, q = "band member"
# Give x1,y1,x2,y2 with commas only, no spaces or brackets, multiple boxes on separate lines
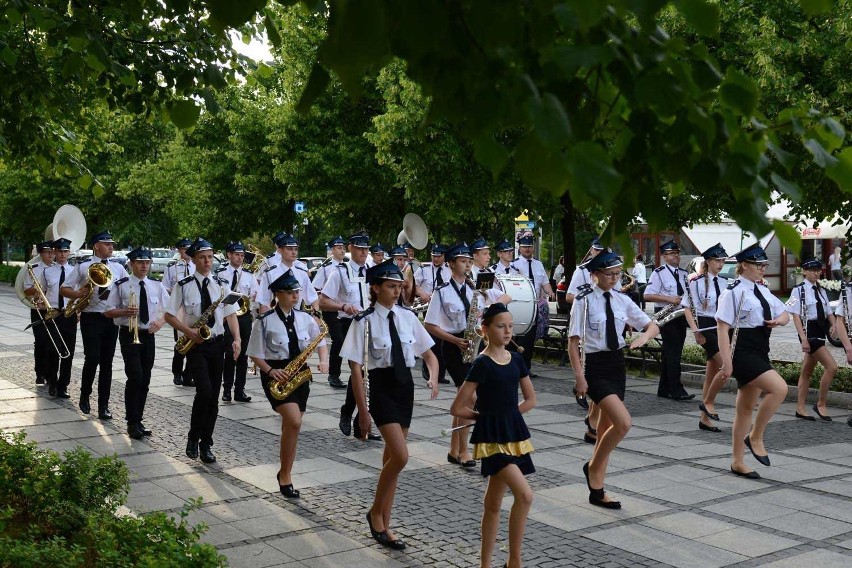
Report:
682,243,729,432
216,241,259,403
257,233,318,313
565,238,606,304
104,247,169,439
23,241,55,387
716,244,790,479
402,241,420,273
40,238,76,398
368,243,386,268
247,271,329,499
451,303,536,568
312,236,347,291
469,237,492,281
788,258,837,421
163,238,195,386
320,233,380,439
834,283,852,427
570,252,660,508
313,236,348,390
643,240,693,400
390,246,415,306
61,231,128,419
164,238,241,464
513,235,555,376
415,244,450,384
340,260,439,550
491,239,516,274
264,231,310,273
424,242,509,468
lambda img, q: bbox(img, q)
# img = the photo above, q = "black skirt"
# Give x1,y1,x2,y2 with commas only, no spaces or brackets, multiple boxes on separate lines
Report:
260,359,310,412
481,453,535,478
368,367,414,428
697,316,720,359
732,328,773,387
806,320,827,353
584,350,626,404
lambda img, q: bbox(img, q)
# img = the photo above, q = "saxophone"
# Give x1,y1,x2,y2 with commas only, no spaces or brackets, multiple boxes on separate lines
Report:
269,306,329,400
462,279,487,364
651,303,685,327
175,288,226,355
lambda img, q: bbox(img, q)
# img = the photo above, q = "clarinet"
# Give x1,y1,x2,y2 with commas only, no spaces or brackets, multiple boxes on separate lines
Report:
843,281,852,340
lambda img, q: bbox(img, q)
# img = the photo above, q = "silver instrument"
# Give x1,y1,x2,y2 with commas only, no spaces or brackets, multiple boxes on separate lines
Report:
842,281,852,340
651,303,686,327
684,275,697,321
730,289,747,355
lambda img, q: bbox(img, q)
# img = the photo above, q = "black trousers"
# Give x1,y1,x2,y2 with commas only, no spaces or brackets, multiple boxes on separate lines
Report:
119,326,155,425
442,333,471,387
422,333,446,381
340,318,361,417
656,307,688,397
80,312,119,407
511,325,536,372
326,311,346,379
187,337,226,445
45,313,77,391
223,313,252,394
171,329,193,381
30,309,51,380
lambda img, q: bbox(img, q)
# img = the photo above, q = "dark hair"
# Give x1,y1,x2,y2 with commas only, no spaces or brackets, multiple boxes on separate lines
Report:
635,254,643,262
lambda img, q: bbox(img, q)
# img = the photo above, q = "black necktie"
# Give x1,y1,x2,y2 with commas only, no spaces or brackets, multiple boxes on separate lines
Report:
388,311,412,381
753,285,771,321
713,276,721,300
284,311,301,360
528,259,533,282
357,265,365,307
138,280,149,324
671,268,684,296
604,291,619,351
815,285,825,321
435,267,444,286
58,266,65,309
201,277,214,327
453,281,470,317
230,268,238,291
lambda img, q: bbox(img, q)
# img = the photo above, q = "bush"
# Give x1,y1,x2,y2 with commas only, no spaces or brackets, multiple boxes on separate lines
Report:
0,431,226,567
0,265,19,284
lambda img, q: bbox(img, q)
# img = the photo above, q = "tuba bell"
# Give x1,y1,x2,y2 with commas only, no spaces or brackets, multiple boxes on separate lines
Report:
397,213,429,250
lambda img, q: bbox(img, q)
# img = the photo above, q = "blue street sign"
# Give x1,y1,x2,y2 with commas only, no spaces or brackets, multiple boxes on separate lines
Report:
294,202,305,213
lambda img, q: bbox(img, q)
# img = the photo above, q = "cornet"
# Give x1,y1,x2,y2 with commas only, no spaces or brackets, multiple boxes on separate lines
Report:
128,291,142,345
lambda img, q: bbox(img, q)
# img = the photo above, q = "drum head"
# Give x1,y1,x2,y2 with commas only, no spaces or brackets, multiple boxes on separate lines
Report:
496,274,536,336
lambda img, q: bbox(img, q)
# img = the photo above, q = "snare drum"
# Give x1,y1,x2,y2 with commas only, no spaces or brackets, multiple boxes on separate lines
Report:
495,274,537,335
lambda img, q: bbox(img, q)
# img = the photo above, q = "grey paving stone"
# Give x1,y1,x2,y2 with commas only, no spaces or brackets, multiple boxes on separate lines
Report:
760,511,852,540
641,483,730,505
585,525,686,554
228,510,313,538
641,511,739,539
804,477,852,498
696,527,801,557
703,498,796,523
219,543,296,568
266,529,362,560
755,549,852,568
298,548,409,567
198,522,254,546
640,539,748,568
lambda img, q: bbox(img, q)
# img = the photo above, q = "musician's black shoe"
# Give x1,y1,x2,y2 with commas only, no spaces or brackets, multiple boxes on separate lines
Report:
222,390,232,402
139,423,152,436
79,397,91,415
48,384,56,397
36,376,45,386
56,389,70,399
339,408,352,436
673,393,695,401
182,379,195,387
199,443,216,464
437,377,451,384
173,374,183,385
98,407,113,420
234,392,252,402
327,376,346,389
186,439,199,459
127,423,145,440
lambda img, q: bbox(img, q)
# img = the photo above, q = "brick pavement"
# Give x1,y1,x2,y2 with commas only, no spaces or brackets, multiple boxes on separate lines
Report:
1,284,852,567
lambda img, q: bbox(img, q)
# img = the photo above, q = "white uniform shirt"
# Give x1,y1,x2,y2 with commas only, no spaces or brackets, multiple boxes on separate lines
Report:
568,285,651,353
107,275,169,329
214,264,259,300
312,259,343,291
680,274,728,318
414,262,450,295
644,263,687,310
38,262,69,306
567,265,622,296
165,272,238,336
514,256,549,297
716,277,787,329
835,285,852,318
632,262,647,285
61,256,128,314
423,278,504,334
162,258,195,292
491,260,519,275
23,261,51,291
266,251,307,272
786,280,830,322
246,308,326,360
340,303,434,368
257,263,317,308
320,261,369,319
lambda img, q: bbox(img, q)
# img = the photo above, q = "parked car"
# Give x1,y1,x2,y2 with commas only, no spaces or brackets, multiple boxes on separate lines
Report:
149,248,175,274
69,249,128,269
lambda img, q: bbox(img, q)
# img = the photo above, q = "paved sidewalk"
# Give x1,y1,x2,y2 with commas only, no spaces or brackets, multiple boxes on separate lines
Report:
2,284,852,567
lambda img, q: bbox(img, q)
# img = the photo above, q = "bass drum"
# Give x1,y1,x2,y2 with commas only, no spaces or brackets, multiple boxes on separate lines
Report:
495,274,537,336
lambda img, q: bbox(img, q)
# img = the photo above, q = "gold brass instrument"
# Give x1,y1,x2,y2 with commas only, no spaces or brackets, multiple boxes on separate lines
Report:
620,271,636,293
24,264,71,359
64,262,113,316
244,244,267,274
235,295,252,317
174,288,226,354
128,291,141,345
269,305,329,400
462,278,490,364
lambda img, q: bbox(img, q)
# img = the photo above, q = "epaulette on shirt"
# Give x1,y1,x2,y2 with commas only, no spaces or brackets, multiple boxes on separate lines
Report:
654,266,665,273
726,279,741,291
576,284,593,301
114,277,129,286
353,307,375,321
213,276,227,285
214,266,226,273
264,265,276,273
295,265,308,272
688,273,701,282
266,252,276,259
167,260,177,267
257,309,276,320
178,275,194,286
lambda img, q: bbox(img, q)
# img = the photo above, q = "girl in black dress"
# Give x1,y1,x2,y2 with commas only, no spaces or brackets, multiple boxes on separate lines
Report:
451,303,536,568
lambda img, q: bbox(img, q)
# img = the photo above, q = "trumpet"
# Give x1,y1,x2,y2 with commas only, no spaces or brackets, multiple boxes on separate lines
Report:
64,262,113,317
128,291,141,345
24,264,71,359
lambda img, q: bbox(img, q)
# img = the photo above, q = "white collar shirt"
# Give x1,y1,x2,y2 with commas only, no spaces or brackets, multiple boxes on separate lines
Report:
567,266,622,296
681,273,728,318
568,285,651,353
835,284,852,318
40,262,70,306
716,277,787,328
319,261,369,319
312,258,344,291
162,258,195,292
644,263,687,309
515,256,549,297
216,264,259,300
256,262,318,308
414,263,450,294
165,272,237,336
61,256,128,314
246,308,326,361
423,278,504,334
786,279,830,322
340,303,434,368
108,275,169,329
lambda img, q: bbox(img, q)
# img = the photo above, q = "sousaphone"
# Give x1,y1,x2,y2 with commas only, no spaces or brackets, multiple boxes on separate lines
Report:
396,213,428,250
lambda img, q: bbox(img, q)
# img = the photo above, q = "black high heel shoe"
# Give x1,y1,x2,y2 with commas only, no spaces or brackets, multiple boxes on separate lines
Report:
366,511,406,550
277,470,300,499
584,416,597,435
698,402,720,421
744,435,770,466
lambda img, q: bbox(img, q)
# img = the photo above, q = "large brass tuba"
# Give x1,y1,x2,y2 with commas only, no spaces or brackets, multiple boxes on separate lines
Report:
63,262,113,317
269,306,329,400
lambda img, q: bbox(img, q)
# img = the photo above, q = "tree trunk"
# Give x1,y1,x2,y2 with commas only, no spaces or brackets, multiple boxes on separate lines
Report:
560,192,576,270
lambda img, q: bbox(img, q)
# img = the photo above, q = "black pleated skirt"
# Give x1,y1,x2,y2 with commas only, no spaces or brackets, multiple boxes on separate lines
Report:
368,367,414,428
584,350,626,404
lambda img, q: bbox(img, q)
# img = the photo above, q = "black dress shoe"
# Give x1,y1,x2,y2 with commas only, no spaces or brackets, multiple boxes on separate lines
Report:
673,393,695,401
48,384,56,397
460,457,477,468
222,391,232,402
173,374,183,385
574,388,590,410
848,416,852,427
699,402,720,421
56,389,70,399
186,439,199,459
367,432,382,442
127,423,144,440
437,377,451,384
744,435,770,466
234,393,252,402
795,411,816,421
657,392,671,399
813,404,832,421
366,511,406,550
139,423,152,436
730,466,761,479
98,407,113,420
36,376,45,385
182,379,195,387
583,432,597,444
79,397,91,415
280,483,300,499
699,422,721,433
339,409,352,437
447,453,461,465
327,376,346,389
199,443,216,463
588,487,622,509
584,416,597,435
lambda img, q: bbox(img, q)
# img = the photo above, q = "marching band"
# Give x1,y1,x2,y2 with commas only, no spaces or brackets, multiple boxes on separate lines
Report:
14,205,852,567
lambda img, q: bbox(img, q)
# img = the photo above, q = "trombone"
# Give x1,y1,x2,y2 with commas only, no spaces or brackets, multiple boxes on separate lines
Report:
24,264,71,359
128,291,142,345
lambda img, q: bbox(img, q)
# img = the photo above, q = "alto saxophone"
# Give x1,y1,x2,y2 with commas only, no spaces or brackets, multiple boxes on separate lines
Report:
462,279,487,364
175,288,226,355
269,307,329,400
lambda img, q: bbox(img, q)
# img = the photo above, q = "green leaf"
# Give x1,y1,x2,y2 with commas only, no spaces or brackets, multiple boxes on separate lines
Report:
85,52,107,73
472,134,509,177
559,1,608,30
674,0,720,36
528,93,572,146
803,138,838,168
5,7,22,25
767,142,798,173
798,0,833,16
770,172,802,202
168,100,201,129
826,147,852,193
773,220,801,256
719,67,758,116
264,13,282,49
207,0,264,27
256,62,274,79
296,63,331,115
0,46,17,67
567,142,623,207
77,175,93,190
